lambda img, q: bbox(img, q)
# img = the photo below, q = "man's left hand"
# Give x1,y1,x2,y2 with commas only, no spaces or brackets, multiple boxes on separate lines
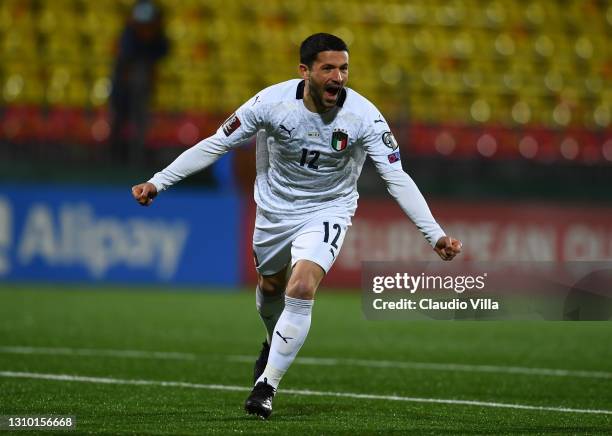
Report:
434,236,462,261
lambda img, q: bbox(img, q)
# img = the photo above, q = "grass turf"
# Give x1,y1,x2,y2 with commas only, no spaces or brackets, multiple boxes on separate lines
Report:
0,284,610,434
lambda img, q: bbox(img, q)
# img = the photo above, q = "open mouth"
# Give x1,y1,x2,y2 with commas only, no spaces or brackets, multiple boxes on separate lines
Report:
324,84,341,99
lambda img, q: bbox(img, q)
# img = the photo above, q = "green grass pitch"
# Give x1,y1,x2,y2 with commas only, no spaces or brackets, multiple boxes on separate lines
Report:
0,284,610,434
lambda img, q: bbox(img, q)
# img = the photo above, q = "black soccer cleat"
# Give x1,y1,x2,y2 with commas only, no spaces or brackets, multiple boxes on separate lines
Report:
253,340,270,384
244,378,275,419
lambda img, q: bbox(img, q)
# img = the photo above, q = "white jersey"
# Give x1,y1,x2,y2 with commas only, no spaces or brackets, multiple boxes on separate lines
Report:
149,79,446,246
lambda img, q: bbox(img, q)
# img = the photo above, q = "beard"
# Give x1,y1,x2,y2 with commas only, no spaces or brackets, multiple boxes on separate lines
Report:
309,80,337,110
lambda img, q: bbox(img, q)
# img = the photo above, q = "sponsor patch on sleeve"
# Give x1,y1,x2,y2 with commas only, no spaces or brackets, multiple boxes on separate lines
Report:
221,113,241,137
387,151,401,163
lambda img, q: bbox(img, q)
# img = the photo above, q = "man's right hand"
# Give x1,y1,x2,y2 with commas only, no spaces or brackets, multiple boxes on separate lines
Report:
131,182,158,206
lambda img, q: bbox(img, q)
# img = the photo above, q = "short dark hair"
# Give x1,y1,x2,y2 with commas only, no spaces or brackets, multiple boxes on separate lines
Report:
300,33,349,67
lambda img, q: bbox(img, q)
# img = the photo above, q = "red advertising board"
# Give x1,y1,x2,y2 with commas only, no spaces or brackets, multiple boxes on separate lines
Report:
241,199,612,288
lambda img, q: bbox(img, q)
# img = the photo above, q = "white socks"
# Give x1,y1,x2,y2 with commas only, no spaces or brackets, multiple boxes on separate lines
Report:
256,296,314,389
256,286,285,344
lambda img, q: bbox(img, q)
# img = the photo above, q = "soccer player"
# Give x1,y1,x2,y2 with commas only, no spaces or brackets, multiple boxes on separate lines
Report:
132,33,462,419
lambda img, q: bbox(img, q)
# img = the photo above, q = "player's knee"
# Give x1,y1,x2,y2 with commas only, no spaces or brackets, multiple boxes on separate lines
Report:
286,278,316,300
258,276,285,295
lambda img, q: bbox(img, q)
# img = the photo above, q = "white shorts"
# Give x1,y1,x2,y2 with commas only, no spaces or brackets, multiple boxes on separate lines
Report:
252,209,350,276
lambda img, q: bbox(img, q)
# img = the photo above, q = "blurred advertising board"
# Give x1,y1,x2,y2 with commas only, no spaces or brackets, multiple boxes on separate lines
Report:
242,200,612,288
0,185,241,286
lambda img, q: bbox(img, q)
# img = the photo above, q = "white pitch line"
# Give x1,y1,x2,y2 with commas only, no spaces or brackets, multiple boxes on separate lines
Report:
0,346,196,361
2,345,611,380
227,355,612,380
0,371,610,416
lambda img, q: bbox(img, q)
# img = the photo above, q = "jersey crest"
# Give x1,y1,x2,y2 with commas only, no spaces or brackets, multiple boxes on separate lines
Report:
331,129,348,151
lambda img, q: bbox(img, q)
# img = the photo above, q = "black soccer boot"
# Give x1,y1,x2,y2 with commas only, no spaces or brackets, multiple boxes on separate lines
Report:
244,378,275,419
253,340,270,384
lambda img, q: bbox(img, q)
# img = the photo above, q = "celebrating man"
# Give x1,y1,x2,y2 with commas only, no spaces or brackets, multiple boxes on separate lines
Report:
132,33,462,419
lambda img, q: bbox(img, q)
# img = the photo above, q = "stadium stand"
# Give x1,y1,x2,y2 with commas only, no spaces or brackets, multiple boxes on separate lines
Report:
0,0,610,162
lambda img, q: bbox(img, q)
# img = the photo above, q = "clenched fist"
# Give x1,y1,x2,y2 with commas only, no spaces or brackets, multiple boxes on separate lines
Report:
434,236,462,261
132,182,158,206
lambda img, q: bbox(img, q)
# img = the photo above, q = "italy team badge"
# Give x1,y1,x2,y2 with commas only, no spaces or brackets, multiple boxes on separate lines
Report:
331,129,348,151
